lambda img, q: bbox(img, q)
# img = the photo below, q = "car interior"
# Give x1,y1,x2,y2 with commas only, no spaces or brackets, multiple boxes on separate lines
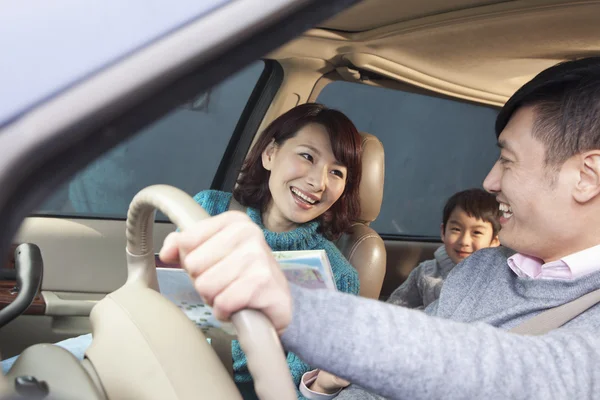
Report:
1,0,600,398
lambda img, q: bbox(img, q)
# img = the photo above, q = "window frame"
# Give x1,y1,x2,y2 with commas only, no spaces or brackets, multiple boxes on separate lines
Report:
28,60,283,222
212,60,284,192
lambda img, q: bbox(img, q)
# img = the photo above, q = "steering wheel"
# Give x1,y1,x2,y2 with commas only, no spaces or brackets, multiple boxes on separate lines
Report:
82,185,296,399
0,244,43,329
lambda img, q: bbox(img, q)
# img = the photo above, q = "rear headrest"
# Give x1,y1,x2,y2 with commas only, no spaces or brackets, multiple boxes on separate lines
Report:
358,133,385,224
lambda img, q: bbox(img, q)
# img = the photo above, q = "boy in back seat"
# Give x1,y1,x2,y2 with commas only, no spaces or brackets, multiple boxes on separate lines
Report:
389,188,501,309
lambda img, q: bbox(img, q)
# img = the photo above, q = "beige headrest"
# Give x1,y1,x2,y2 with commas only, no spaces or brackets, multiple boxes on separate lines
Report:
358,133,385,224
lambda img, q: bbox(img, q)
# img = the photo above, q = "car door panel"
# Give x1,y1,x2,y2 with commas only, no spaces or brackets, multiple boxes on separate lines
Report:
0,217,175,357
16,217,174,293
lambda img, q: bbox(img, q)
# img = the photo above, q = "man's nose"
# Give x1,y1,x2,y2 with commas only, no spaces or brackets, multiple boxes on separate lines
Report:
483,161,501,194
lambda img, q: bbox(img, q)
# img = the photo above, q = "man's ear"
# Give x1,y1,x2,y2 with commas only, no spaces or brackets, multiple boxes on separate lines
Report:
574,151,600,204
261,140,277,171
440,223,446,243
490,234,500,247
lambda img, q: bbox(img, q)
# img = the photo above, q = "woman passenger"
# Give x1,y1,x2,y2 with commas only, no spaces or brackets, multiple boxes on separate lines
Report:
2,103,363,400
192,103,362,398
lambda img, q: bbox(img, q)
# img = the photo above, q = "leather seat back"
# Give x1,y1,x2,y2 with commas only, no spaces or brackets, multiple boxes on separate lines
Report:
336,133,386,299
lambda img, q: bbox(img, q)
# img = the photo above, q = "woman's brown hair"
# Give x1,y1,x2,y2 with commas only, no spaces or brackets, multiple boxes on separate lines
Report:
233,103,362,240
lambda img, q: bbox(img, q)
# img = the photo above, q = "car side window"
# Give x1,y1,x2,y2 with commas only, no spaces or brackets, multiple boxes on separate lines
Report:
38,61,265,220
318,81,499,237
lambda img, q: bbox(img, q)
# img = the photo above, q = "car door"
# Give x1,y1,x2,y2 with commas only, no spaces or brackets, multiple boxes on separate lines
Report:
0,0,361,358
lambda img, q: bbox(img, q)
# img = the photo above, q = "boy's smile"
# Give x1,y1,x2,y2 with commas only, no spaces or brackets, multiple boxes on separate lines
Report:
441,207,499,264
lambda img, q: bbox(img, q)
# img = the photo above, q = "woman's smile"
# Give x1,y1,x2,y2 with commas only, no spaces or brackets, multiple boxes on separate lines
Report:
262,123,347,232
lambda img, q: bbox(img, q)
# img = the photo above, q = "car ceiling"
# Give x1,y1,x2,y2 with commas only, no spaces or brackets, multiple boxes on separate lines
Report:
269,0,600,106
319,0,512,32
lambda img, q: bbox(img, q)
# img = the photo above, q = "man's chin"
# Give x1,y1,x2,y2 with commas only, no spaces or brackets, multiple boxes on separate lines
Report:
497,233,528,255
498,235,512,246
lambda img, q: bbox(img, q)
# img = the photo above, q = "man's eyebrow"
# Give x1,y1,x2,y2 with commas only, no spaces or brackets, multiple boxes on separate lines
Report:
497,139,515,154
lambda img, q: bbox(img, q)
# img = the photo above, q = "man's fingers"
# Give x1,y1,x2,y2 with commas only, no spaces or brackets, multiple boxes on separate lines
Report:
209,276,258,321
208,262,291,333
191,245,252,305
239,265,292,334
176,211,250,252
181,220,259,278
158,232,181,263
160,209,293,335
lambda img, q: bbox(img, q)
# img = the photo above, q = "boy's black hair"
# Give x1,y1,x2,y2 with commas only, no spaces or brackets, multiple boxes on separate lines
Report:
442,188,501,237
496,57,600,166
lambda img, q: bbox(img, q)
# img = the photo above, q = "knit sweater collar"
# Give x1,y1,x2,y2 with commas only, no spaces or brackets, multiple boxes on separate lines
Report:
434,246,456,278
246,207,323,251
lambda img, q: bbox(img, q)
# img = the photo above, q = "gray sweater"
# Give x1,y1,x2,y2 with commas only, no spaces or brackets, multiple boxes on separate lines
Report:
281,246,600,400
387,246,455,309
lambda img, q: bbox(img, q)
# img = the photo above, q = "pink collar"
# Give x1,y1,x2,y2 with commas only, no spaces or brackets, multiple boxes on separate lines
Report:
508,244,600,280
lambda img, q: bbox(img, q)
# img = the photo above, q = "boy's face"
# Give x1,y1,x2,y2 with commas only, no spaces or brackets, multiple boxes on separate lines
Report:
441,207,500,265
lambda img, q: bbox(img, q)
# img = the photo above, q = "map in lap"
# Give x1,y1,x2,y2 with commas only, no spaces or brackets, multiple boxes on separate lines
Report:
156,267,234,335
156,249,336,335
273,250,336,291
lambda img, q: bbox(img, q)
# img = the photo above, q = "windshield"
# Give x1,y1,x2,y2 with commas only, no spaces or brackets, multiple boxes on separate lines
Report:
0,0,233,127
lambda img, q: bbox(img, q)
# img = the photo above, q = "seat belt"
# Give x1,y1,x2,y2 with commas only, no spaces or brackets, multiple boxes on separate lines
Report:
205,195,247,378
509,287,600,335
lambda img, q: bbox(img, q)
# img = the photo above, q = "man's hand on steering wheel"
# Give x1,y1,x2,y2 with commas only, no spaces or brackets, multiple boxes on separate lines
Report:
159,211,293,335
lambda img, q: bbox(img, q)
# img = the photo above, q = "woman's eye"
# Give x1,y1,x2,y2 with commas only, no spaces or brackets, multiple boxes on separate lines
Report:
498,156,510,165
331,170,344,178
474,231,483,236
300,153,313,162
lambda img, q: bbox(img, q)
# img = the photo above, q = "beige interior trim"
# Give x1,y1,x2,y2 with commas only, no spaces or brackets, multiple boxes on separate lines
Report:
320,0,509,32
343,53,506,106
42,291,105,317
88,285,243,400
249,57,333,150
308,72,336,102
318,0,588,39
268,0,600,104
16,217,175,293
309,68,475,107
4,344,105,400
50,316,92,336
0,316,91,359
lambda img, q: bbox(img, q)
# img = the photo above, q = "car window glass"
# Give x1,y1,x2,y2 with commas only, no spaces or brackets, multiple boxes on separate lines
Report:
318,80,499,237
38,61,264,220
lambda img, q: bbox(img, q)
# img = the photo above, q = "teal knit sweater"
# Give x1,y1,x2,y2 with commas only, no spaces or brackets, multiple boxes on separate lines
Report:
193,190,360,399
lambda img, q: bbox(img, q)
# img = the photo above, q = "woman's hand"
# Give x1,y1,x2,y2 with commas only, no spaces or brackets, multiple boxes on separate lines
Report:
309,370,350,394
159,211,292,335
